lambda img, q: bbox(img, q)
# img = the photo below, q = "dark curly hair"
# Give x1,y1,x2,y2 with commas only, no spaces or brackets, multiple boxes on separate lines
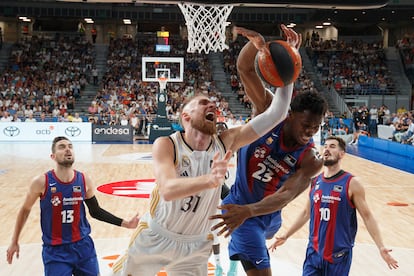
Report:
290,91,328,116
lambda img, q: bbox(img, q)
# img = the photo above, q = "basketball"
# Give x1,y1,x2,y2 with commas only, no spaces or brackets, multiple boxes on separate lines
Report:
254,40,302,87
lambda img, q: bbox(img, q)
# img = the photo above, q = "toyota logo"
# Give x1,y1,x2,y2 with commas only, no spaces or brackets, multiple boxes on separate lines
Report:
65,126,81,137
3,126,20,137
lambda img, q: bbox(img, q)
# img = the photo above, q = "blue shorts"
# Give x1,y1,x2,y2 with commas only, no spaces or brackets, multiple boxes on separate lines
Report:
223,195,281,270
302,245,352,276
42,235,99,276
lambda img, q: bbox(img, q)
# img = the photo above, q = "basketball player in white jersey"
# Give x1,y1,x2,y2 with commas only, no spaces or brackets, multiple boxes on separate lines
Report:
112,27,301,276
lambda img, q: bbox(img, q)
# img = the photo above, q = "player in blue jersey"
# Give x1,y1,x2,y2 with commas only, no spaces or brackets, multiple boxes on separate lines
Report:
6,136,139,276
210,26,328,276
269,136,398,274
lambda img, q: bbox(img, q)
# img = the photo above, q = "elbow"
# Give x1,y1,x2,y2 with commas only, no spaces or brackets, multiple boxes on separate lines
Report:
88,210,98,219
159,187,175,202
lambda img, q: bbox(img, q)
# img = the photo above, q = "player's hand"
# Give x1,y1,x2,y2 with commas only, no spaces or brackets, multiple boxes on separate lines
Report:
280,24,302,50
209,204,252,238
122,212,140,229
6,243,19,264
268,234,287,252
379,247,399,269
208,151,233,189
233,26,269,56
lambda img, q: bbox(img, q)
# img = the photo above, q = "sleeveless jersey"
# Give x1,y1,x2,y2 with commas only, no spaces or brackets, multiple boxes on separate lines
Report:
149,131,226,235
309,171,357,263
40,170,91,245
229,120,314,210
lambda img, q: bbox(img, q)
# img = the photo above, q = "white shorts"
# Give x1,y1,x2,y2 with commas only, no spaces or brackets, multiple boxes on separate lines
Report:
113,214,213,276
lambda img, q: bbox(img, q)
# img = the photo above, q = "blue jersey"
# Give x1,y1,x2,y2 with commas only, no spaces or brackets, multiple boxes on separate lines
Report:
228,120,314,209
223,121,315,269
40,170,91,246
309,170,357,263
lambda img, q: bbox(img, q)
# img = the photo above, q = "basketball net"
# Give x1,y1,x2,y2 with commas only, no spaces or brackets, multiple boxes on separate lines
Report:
158,76,168,92
178,3,233,54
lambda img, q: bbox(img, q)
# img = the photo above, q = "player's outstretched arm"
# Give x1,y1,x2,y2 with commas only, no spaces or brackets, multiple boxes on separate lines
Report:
235,24,301,115
84,174,139,229
223,83,293,153
350,177,399,269
269,196,311,252
210,147,321,237
7,175,44,264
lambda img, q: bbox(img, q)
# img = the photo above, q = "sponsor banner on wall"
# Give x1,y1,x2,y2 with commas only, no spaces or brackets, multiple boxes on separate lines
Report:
92,124,133,142
0,122,92,142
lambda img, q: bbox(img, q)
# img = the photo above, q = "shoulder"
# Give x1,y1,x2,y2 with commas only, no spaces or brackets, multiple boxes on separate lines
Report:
153,135,174,149
300,147,323,176
31,173,47,195
348,175,364,198
153,135,175,160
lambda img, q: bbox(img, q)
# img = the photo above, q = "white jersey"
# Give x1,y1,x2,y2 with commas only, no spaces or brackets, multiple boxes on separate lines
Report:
150,131,226,235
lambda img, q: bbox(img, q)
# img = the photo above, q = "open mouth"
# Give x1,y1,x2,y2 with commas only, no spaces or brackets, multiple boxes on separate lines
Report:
205,112,215,121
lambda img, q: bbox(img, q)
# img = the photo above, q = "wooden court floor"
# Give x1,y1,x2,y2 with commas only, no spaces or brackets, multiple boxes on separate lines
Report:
0,142,413,276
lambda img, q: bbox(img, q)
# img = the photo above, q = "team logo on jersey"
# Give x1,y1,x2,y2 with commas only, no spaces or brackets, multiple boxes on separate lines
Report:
283,154,297,167
181,156,190,168
254,147,267,159
313,193,320,203
333,185,343,192
51,187,57,193
73,186,81,192
51,195,61,206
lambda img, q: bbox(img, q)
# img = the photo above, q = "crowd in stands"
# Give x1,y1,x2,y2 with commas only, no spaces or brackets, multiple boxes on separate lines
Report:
319,104,414,146
307,36,395,95
0,34,93,122
397,33,414,83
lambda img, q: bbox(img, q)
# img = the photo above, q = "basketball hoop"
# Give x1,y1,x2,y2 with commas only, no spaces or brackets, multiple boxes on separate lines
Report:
178,2,233,54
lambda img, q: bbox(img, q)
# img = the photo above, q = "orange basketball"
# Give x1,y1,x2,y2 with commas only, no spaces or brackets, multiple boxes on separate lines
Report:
254,40,302,87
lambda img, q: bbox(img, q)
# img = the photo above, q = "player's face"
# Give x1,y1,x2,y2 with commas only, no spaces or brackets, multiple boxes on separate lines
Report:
52,140,75,167
190,97,217,135
290,110,323,146
322,139,342,166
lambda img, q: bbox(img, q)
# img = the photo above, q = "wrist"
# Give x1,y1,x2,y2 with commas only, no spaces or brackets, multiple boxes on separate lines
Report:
246,204,254,218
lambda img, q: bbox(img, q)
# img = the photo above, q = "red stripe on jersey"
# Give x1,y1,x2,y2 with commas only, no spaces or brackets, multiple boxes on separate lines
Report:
312,190,322,252
51,193,63,245
323,190,340,263
71,192,82,242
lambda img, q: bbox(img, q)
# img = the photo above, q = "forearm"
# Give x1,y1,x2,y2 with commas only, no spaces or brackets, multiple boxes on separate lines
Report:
85,196,123,226
11,208,31,244
247,190,294,217
249,83,293,136
160,174,214,201
284,210,310,239
364,215,385,250
237,42,269,114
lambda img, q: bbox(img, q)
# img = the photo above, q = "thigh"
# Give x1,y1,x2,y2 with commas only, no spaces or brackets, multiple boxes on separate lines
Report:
71,236,99,276
44,261,74,276
167,239,212,276
324,250,352,276
302,246,322,276
73,257,99,276
168,262,208,276
229,218,270,270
